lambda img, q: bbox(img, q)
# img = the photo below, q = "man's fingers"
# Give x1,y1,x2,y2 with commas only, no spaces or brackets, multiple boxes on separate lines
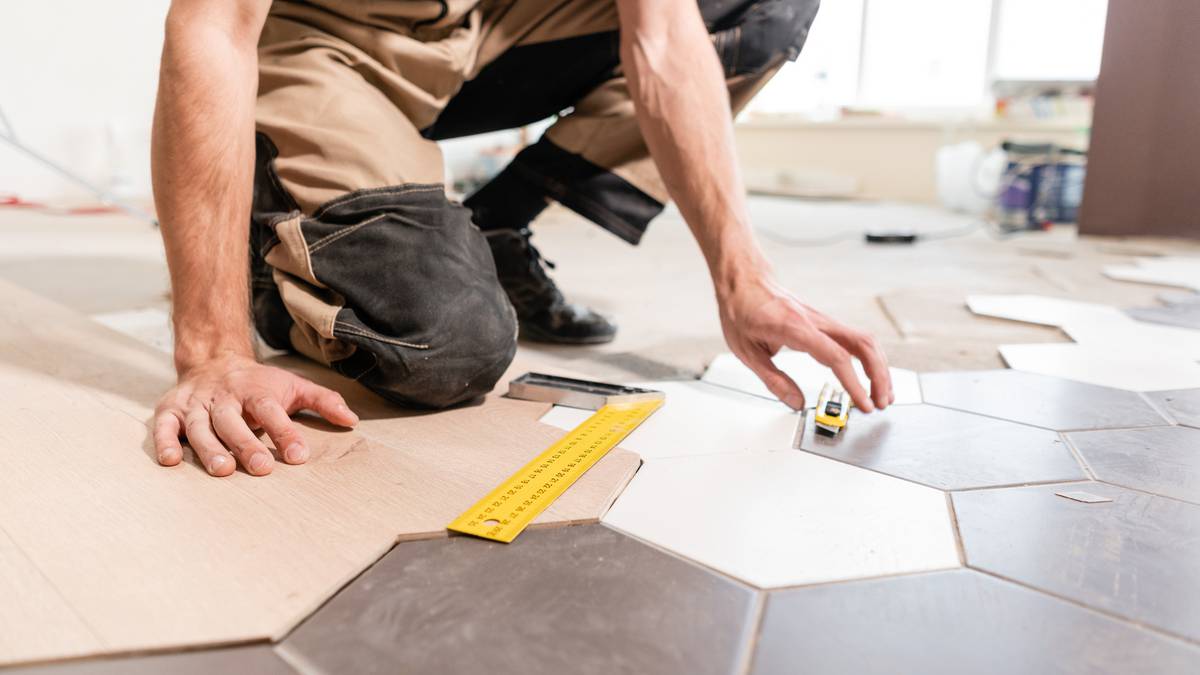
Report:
246,395,309,465
802,335,875,413
210,400,275,476
737,348,806,410
153,410,184,466
183,408,236,477
828,355,874,413
293,381,359,427
829,331,893,410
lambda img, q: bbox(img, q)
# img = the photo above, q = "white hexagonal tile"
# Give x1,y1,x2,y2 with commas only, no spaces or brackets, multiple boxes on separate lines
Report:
539,380,799,459
967,293,1200,361
999,343,1200,392
966,294,1128,327
1104,257,1200,291
603,452,960,588
700,351,921,407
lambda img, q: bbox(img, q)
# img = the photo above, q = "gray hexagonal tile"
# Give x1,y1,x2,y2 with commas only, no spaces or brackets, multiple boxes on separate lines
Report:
953,482,1200,642
1146,389,1200,428
1068,426,1200,504
750,569,1200,675
921,370,1167,431
6,647,295,674
799,404,1084,490
1127,295,1200,330
280,525,757,675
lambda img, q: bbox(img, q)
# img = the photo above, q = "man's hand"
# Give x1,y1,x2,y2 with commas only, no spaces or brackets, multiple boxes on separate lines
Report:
615,0,893,411
718,274,894,412
154,355,359,477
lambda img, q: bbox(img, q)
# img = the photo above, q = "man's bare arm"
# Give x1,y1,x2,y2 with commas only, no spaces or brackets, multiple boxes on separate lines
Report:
154,0,265,369
152,0,357,477
614,0,893,412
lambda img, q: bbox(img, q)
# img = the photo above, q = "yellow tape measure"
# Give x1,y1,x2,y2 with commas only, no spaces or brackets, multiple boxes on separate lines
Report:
448,399,663,543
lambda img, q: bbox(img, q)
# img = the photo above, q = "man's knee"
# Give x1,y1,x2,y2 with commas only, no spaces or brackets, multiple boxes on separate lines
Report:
250,160,520,410
353,300,518,409
713,0,821,75
313,194,520,409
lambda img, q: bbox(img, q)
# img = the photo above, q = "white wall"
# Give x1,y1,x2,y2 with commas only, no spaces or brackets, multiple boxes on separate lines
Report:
0,1,170,200
0,2,537,203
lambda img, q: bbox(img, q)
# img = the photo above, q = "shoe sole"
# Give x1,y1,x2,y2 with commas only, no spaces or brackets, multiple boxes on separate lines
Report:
518,322,617,345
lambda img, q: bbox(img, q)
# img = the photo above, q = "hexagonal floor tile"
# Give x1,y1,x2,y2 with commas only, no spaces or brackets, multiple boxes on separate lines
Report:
1127,300,1200,330
539,380,799,459
921,370,1168,431
999,343,1200,392
953,482,1200,642
280,525,757,675
603,452,960,589
750,569,1200,675
701,351,922,407
799,404,1084,490
1067,426,1200,505
1146,389,1200,428
7,647,295,674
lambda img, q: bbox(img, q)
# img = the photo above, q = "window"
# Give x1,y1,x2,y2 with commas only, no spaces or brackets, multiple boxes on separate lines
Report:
858,0,993,108
992,0,1107,81
744,0,864,115
745,0,1109,116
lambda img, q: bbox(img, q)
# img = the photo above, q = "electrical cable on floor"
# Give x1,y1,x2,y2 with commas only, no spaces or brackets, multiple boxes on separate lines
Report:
756,228,864,247
755,216,1041,248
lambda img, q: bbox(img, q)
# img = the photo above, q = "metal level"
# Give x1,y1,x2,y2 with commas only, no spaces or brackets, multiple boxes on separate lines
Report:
506,372,664,410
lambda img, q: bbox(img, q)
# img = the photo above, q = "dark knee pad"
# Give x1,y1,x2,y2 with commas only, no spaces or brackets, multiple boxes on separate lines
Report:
301,189,518,409
710,0,822,75
353,311,518,410
250,133,519,410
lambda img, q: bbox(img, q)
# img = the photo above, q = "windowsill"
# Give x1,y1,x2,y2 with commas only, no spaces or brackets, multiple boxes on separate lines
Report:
735,115,1092,133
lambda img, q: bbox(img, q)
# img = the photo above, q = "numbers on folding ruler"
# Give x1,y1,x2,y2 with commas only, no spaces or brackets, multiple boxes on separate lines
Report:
449,400,662,542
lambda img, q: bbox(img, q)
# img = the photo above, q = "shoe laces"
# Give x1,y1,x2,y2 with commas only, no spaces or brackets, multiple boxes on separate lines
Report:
513,228,565,307
517,228,556,275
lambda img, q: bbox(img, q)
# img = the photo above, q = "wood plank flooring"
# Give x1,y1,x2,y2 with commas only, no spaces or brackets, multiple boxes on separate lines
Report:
0,279,639,667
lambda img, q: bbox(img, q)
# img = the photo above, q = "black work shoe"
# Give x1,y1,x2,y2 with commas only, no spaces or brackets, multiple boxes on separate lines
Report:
484,228,618,345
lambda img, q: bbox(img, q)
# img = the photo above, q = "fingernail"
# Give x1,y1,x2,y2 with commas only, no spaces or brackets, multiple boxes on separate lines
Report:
285,443,309,463
208,455,231,475
249,453,272,474
339,404,359,423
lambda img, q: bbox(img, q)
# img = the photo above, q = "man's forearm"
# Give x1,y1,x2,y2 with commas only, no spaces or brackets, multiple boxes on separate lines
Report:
151,5,267,373
617,0,768,299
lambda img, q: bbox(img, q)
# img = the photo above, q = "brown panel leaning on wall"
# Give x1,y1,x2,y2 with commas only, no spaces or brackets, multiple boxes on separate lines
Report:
1078,0,1200,239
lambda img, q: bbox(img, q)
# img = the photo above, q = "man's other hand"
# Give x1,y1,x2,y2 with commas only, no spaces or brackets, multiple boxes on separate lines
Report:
719,276,894,412
153,355,359,476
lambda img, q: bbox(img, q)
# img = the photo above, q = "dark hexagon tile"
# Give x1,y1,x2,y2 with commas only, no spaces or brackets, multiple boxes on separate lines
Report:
953,482,1200,642
799,404,1083,490
1068,426,1200,504
7,646,295,675
750,569,1200,675
1146,389,1200,428
281,524,757,675
921,370,1167,431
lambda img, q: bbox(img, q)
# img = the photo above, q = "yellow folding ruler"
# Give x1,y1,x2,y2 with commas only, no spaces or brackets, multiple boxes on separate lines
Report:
448,373,664,543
